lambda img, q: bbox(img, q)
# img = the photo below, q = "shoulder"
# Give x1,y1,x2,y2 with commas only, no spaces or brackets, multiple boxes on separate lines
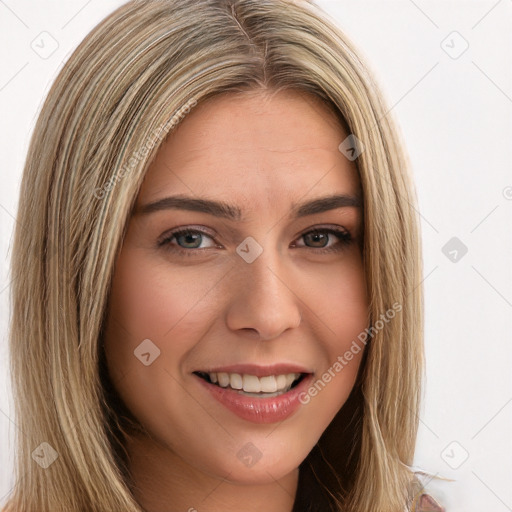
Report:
410,492,445,511
407,468,453,512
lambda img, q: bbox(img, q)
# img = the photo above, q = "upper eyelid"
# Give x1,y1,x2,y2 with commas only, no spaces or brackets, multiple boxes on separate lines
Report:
158,224,351,246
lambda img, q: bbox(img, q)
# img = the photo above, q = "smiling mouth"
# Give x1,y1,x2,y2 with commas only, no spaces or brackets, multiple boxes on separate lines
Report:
193,371,308,398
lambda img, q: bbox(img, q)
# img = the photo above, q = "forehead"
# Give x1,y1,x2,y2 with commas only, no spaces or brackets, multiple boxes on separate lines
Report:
135,89,361,212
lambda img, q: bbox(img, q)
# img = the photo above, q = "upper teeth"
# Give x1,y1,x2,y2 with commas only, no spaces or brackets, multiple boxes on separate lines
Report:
208,372,301,393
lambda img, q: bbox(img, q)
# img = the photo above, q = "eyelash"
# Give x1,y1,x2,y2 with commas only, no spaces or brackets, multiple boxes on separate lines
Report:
157,225,353,257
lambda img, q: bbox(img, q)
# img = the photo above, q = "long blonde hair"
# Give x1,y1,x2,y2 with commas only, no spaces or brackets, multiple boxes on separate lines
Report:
5,1,424,510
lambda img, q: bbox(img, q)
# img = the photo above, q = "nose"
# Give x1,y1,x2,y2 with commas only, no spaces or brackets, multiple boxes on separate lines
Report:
224,247,303,341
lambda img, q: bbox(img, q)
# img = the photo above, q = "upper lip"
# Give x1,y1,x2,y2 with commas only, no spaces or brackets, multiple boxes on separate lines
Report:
193,363,313,378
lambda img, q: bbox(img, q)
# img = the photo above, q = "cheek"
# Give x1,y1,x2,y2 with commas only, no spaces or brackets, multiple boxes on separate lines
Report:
304,253,368,405
302,250,368,339
331,256,368,373
103,248,202,386
101,248,221,430
330,255,368,334
106,247,219,344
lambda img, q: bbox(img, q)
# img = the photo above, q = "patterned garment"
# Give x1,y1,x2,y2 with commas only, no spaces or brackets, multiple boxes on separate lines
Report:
406,468,453,511
411,492,445,511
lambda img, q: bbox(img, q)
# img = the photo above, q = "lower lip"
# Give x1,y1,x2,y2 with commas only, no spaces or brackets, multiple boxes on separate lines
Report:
194,373,314,424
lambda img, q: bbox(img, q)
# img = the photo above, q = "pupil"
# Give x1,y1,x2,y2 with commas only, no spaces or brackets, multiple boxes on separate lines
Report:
179,233,201,248
306,232,327,248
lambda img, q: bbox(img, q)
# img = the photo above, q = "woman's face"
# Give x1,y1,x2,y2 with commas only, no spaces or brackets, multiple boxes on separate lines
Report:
103,89,369,485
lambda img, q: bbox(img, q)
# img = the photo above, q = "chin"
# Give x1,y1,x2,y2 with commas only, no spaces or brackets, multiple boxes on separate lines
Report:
203,440,305,485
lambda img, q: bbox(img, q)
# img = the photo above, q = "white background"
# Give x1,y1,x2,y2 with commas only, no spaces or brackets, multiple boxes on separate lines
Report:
1,1,511,510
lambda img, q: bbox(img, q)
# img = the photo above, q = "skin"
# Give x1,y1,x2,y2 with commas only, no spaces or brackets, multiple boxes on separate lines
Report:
103,88,369,512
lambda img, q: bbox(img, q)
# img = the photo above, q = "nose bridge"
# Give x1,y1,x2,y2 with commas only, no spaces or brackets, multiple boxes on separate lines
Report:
226,236,302,339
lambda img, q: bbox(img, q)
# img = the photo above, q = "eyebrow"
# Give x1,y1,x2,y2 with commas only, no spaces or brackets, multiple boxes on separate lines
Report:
135,193,361,220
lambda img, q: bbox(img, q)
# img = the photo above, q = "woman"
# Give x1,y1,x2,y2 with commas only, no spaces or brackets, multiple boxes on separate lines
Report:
4,0,441,510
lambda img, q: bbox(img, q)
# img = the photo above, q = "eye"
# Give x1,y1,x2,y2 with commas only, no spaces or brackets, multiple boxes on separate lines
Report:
291,227,352,253
157,225,353,256
158,227,218,252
